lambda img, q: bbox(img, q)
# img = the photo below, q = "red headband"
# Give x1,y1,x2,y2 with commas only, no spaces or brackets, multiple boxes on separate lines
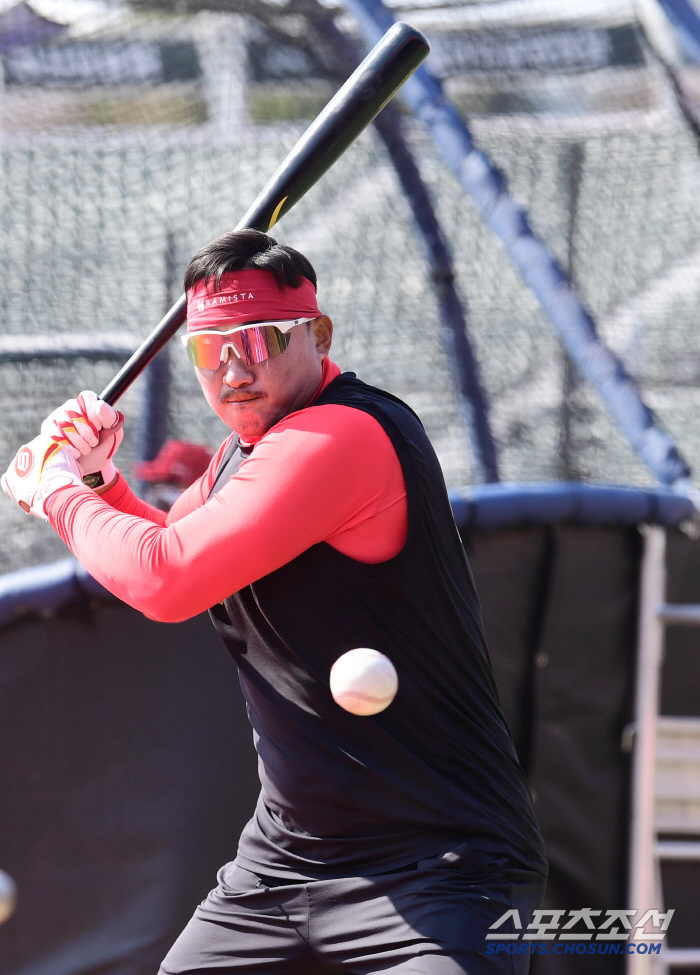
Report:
186,269,321,332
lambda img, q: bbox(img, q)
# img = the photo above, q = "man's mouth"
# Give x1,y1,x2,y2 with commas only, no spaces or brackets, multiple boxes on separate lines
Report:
220,393,262,405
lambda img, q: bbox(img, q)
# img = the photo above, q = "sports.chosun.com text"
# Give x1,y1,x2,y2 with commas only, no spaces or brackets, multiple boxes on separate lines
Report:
486,942,661,956
484,908,674,955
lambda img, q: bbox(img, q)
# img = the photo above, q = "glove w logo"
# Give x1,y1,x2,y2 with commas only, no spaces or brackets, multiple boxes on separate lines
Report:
14,447,34,478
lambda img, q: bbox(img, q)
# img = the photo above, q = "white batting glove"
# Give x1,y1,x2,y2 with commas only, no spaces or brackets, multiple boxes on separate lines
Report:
1,434,84,520
41,390,124,489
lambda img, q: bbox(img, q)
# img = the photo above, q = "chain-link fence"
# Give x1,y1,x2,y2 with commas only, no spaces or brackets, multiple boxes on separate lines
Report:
2,1,700,573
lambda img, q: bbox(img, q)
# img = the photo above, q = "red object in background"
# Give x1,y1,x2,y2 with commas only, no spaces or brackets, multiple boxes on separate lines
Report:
134,440,214,488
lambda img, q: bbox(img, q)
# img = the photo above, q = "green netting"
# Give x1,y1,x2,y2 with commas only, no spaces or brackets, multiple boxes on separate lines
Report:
2,2,700,572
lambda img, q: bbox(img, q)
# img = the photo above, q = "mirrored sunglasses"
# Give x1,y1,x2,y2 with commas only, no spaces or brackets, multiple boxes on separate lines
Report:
181,318,313,369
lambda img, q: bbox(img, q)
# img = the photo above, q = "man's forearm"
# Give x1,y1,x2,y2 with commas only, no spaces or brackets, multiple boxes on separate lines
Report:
96,472,168,526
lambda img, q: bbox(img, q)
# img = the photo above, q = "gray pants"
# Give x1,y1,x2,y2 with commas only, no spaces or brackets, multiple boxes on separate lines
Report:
160,848,546,974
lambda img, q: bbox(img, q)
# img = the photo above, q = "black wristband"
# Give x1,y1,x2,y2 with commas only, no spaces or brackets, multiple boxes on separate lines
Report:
82,472,105,489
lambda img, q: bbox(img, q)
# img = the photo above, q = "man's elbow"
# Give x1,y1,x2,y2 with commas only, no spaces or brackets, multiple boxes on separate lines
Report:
140,604,192,624
133,584,199,624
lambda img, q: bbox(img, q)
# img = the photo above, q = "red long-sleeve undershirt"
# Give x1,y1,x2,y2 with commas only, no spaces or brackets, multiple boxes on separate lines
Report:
47,359,408,623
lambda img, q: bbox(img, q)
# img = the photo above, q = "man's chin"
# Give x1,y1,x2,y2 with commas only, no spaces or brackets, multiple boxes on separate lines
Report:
219,404,274,439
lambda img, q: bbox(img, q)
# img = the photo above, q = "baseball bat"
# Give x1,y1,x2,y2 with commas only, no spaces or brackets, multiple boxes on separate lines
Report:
99,21,429,406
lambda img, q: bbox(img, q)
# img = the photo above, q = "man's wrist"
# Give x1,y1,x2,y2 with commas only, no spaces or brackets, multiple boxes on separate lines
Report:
84,461,118,493
95,472,119,494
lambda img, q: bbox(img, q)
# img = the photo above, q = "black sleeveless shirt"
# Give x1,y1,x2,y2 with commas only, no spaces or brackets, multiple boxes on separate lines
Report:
208,372,546,879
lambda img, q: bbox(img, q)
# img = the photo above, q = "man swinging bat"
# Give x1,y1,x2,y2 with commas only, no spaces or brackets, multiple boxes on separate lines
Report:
2,230,546,973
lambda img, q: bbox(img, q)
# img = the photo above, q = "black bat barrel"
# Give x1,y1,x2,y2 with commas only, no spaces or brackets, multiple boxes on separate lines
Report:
239,22,429,233
100,22,429,406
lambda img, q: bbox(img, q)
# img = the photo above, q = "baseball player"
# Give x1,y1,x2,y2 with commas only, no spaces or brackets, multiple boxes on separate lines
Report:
2,229,546,974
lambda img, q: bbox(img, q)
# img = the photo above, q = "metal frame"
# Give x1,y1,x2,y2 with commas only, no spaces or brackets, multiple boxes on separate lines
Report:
628,526,700,973
628,526,666,975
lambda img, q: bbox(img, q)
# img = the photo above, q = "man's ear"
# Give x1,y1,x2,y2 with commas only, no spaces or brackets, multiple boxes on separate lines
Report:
313,316,333,358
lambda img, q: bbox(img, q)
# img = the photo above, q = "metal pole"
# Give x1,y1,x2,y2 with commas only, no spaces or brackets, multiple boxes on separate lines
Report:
559,141,586,482
314,14,499,482
135,229,176,493
628,526,666,975
371,106,499,483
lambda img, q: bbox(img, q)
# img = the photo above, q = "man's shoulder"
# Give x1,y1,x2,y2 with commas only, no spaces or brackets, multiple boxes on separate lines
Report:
273,400,392,449
315,372,423,429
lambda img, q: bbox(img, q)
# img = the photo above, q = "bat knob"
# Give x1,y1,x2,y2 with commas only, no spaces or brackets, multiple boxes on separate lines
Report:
97,413,125,443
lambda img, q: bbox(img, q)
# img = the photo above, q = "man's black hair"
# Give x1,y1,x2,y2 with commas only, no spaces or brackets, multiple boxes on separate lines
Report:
183,229,317,293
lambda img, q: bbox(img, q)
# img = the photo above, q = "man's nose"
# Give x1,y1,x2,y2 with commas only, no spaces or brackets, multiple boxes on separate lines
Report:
221,352,254,387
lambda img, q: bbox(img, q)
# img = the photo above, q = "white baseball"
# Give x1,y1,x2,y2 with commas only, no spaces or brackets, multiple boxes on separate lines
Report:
330,648,398,716
0,869,16,925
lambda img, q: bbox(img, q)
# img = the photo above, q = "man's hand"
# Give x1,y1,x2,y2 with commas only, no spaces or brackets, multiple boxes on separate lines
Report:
1,434,84,519
41,391,124,489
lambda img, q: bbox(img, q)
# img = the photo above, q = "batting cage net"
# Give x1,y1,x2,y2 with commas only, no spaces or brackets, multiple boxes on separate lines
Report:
2,0,700,573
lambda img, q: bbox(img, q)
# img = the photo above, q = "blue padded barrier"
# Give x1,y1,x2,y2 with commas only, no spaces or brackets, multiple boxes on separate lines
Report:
0,485,693,630
450,482,695,532
0,556,114,629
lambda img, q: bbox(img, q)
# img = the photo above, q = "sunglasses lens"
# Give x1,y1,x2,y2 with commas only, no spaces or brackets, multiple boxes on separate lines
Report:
185,333,224,370
186,326,292,369
230,326,291,365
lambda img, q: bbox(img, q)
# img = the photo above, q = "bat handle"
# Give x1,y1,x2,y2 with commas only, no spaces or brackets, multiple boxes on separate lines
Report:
99,295,187,406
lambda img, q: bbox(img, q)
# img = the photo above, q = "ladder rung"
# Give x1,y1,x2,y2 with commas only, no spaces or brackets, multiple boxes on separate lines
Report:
664,947,700,965
658,604,700,625
655,840,700,859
